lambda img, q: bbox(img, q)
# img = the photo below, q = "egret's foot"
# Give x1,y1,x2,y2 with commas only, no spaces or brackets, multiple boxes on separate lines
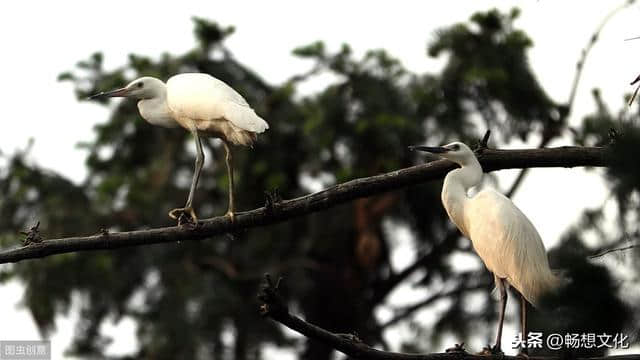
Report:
445,342,467,353
478,344,503,356
169,207,198,225
225,210,235,223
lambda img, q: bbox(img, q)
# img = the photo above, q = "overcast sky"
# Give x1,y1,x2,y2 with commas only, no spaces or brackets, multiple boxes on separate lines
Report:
0,1,638,358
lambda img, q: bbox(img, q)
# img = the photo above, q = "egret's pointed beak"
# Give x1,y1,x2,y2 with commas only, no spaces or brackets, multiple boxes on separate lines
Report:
408,145,450,154
88,86,131,100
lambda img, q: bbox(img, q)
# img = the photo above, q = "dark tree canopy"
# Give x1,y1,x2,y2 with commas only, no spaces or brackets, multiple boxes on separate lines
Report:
0,9,637,359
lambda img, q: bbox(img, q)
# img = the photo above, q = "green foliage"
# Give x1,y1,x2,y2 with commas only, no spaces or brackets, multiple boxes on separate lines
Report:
428,8,559,141
0,8,636,359
571,86,640,291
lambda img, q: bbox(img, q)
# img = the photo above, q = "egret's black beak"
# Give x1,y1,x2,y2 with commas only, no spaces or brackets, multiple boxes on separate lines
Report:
88,87,130,100
408,145,450,154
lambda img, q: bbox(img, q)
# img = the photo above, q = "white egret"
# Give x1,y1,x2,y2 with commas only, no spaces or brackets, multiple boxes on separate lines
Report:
410,141,561,354
90,73,269,223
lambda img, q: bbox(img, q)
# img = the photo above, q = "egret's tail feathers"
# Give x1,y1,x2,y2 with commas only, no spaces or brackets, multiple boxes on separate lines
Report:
527,269,573,311
522,269,565,308
223,102,269,133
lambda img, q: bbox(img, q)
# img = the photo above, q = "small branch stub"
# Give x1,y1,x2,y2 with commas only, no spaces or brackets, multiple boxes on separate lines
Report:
445,343,467,354
258,274,287,317
629,74,640,106
264,189,283,216
475,130,492,153
20,221,42,246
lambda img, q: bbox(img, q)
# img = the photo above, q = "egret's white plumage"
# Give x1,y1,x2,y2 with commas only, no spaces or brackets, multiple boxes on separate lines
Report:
463,189,559,306
90,73,268,223
166,73,268,144
410,141,561,354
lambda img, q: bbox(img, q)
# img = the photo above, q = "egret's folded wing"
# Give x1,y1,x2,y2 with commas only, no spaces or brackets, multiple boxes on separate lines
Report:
221,101,269,133
167,73,268,133
466,189,560,307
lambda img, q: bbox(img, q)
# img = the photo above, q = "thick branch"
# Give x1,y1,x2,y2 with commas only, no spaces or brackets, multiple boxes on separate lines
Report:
0,146,608,264
265,302,639,360
258,275,639,360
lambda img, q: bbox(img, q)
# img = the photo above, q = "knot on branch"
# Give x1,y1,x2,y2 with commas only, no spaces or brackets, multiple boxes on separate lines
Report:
20,221,42,246
336,333,363,344
445,342,467,354
258,273,288,318
264,189,283,216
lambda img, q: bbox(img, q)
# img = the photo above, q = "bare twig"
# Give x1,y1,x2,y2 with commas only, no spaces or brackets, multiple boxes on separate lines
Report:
20,221,42,246
507,1,632,198
629,75,640,106
380,282,490,329
371,227,461,305
0,146,609,264
589,244,638,259
569,0,634,110
474,130,491,152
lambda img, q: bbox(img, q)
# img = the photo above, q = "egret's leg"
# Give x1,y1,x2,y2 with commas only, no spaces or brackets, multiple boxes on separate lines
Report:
519,293,529,355
222,140,235,221
169,133,204,223
493,277,507,353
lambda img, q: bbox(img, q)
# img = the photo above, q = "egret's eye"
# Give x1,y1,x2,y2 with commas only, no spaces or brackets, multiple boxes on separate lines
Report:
451,144,460,151
137,82,144,88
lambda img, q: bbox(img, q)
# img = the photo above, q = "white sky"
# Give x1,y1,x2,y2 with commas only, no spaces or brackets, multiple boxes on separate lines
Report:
0,1,638,359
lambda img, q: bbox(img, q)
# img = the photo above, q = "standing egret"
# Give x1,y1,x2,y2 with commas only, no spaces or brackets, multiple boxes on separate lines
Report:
90,73,269,224
409,141,561,354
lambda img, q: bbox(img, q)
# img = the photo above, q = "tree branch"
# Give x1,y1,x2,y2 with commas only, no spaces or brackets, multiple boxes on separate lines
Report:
379,281,490,329
258,274,639,360
589,244,638,259
505,135,550,199
505,1,633,198
568,0,634,111
371,227,461,305
0,146,608,264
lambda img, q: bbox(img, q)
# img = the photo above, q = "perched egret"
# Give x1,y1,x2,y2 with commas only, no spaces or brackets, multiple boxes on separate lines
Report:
90,73,269,223
409,141,561,354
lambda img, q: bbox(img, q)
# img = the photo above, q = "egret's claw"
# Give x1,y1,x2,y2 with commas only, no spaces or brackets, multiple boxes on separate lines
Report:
169,207,198,225
225,210,235,223
478,344,503,356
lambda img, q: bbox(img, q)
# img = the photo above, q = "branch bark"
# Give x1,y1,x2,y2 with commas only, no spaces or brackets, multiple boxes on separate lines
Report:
1,146,608,264
258,274,639,360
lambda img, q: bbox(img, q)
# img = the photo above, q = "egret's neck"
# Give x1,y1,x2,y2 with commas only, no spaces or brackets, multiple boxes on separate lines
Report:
137,86,177,128
441,157,483,236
